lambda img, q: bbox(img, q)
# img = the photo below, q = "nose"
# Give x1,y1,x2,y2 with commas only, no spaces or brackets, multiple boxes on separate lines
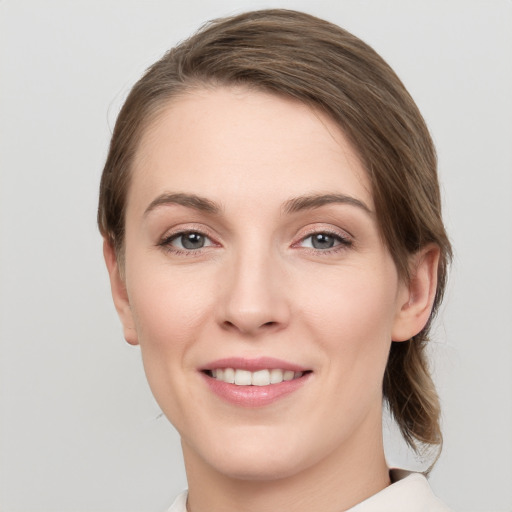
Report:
217,247,290,336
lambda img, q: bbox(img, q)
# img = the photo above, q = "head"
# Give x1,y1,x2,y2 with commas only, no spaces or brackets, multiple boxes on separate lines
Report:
98,9,451,474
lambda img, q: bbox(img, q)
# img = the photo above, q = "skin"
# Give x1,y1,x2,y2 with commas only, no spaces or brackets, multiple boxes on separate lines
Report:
104,86,439,512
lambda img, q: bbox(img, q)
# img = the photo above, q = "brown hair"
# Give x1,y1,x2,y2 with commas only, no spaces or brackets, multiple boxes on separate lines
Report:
98,9,451,464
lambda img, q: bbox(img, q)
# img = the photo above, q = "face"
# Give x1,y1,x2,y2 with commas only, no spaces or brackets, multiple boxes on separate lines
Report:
110,87,418,481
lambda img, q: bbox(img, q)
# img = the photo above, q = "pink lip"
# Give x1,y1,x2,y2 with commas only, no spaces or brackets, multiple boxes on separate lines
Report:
200,357,312,408
202,357,308,372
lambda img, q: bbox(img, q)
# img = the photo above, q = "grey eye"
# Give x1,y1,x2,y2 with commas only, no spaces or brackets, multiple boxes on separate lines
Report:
298,231,351,251
310,233,336,249
179,232,207,250
160,230,216,253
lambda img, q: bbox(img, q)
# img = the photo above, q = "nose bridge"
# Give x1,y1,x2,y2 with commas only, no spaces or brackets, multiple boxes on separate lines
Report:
219,237,289,335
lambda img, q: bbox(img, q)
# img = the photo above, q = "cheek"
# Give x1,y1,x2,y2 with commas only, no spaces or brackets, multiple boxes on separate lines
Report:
295,263,399,377
129,271,211,349
299,261,398,331
124,252,219,384
125,266,217,421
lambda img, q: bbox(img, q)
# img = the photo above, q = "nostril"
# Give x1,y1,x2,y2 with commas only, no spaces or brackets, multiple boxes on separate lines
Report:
221,319,279,333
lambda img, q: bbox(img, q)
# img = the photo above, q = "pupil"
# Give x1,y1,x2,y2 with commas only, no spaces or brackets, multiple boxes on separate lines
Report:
182,233,205,249
312,233,334,249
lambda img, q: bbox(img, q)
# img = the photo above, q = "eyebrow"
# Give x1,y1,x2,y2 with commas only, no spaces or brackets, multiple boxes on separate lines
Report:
144,192,222,216
143,191,372,218
283,193,372,215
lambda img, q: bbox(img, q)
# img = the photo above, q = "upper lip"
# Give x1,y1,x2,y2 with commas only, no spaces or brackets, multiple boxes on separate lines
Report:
201,357,309,372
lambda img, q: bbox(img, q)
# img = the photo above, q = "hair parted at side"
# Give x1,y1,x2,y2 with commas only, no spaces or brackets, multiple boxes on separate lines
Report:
98,9,452,467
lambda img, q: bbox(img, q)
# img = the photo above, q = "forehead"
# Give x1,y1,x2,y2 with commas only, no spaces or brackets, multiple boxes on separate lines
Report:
128,86,371,214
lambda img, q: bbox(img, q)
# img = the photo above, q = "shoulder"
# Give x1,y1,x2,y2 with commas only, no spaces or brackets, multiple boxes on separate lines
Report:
347,470,453,512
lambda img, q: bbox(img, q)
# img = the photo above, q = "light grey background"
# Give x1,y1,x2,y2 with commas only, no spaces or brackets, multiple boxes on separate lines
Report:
1,1,511,511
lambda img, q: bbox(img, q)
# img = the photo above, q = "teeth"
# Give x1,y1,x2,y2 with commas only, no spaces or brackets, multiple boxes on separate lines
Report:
209,368,305,386
234,369,252,386
223,367,235,383
252,369,270,386
284,370,295,381
270,369,284,384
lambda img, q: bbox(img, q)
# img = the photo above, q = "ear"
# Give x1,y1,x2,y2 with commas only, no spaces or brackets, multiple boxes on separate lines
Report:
392,244,440,342
103,240,139,345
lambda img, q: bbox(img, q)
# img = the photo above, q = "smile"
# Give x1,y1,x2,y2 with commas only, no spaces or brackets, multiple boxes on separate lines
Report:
201,358,312,407
206,368,305,386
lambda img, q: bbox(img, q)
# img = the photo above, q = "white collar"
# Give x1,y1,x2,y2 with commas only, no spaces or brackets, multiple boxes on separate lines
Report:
166,470,451,512
347,470,451,511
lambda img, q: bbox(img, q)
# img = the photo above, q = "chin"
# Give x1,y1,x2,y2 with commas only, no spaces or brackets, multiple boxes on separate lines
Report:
212,451,307,482
183,426,315,482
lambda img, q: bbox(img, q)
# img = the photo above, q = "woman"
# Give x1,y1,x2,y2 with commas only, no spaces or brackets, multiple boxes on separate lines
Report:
98,9,452,512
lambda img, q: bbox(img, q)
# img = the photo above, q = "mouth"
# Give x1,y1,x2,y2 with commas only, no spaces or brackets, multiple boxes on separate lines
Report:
200,358,312,407
203,368,309,386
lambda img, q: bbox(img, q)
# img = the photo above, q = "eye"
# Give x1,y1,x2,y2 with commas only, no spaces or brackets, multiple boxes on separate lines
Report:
298,231,352,251
161,231,215,251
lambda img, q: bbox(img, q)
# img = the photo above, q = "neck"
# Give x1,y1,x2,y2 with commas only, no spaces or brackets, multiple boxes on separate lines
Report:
182,413,390,512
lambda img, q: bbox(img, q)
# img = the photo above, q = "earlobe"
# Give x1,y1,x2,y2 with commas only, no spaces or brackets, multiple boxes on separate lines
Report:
103,240,139,346
392,244,440,342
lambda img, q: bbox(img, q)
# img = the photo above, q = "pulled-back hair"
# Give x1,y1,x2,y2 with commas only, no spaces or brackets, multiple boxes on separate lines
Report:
98,9,452,464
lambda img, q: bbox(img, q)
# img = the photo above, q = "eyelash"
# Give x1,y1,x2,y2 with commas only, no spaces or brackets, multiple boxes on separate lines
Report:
157,228,353,256
294,229,353,255
158,228,218,256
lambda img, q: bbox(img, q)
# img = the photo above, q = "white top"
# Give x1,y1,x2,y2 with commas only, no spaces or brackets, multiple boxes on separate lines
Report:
166,469,452,512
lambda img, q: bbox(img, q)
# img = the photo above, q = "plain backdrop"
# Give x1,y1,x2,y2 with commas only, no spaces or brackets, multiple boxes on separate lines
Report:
1,1,511,511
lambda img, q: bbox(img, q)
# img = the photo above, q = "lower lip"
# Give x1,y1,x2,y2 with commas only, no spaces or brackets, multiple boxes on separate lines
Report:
201,372,311,407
